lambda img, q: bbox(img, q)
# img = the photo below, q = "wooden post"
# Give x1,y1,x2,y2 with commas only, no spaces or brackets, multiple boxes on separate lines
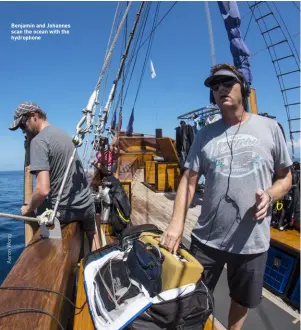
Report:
23,135,37,246
24,166,35,246
249,87,258,114
155,129,162,138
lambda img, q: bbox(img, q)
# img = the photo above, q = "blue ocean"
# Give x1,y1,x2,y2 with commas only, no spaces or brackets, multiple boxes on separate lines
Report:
0,171,25,284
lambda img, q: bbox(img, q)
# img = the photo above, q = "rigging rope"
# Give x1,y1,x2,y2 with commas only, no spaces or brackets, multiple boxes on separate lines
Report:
243,5,255,41
115,2,129,145
84,2,123,170
111,2,152,119
94,2,132,92
94,2,145,138
132,2,161,109
115,2,152,110
105,2,122,60
250,32,300,57
52,3,133,217
124,1,178,71
272,1,300,64
292,1,301,12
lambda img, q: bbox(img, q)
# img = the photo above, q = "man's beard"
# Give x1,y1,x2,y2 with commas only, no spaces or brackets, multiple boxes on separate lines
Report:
25,130,38,141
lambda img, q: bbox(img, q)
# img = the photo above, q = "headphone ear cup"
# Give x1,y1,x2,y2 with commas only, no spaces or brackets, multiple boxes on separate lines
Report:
242,81,250,98
210,90,216,104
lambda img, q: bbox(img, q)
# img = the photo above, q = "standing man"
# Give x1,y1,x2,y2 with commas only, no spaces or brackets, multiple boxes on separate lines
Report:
160,64,292,330
9,102,100,252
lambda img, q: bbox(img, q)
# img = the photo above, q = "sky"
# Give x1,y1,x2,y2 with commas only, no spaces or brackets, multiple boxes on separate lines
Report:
0,0,300,171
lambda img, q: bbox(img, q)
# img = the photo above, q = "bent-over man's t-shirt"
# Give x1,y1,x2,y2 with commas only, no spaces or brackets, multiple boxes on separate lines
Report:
30,125,93,210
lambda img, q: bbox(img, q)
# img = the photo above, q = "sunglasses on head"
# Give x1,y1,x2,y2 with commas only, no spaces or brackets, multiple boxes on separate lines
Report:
210,77,239,92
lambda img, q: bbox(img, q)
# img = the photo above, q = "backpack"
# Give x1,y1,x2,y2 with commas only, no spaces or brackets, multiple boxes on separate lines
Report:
271,161,300,230
122,226,212,330
83,225,213,330
103,175,132,235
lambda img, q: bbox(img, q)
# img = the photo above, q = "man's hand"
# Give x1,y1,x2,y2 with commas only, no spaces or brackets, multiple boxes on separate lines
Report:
254,188,270,220
21,205,31,216
160,221,184,254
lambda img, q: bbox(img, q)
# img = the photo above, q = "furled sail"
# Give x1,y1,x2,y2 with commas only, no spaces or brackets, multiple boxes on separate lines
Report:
217,1,252,84
126,108,134,136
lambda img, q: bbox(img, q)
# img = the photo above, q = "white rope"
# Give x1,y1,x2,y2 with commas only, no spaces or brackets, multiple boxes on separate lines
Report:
0,213,39,223
81,2,132,171
94,2,132,91
105,2,121,60
50,148,77,223
0,209,60,226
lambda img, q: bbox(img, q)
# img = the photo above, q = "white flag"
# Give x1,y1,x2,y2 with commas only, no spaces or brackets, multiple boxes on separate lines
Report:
150,60,156,79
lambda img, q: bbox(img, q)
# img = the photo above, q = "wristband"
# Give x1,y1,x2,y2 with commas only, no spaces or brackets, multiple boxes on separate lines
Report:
265,190,274,206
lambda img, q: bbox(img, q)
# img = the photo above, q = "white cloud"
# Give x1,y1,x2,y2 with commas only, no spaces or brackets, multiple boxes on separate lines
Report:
287,138,301,149
287,138,301,160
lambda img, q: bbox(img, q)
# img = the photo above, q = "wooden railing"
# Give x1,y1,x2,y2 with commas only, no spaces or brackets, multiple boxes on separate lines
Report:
0,223,82,330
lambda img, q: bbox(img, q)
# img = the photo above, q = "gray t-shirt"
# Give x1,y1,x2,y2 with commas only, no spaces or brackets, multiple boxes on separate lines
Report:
184,114,292,254
30,125,93,210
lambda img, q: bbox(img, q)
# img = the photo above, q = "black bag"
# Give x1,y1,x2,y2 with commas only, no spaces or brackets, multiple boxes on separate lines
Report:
127,240,163,297
103,175,132,235
123,225,213,330
121,224,162,250
271,161,300,230
126,278,213,330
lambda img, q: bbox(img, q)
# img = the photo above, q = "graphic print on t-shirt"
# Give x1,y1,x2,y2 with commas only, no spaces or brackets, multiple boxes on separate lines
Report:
209,134,266,178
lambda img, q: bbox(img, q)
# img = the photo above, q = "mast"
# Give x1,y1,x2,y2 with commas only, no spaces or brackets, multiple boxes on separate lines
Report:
204,1,216,66
23,135,37,246
95,1,145,139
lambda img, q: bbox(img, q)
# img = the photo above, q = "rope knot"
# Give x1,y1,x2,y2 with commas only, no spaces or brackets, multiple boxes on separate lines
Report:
37,209,60,226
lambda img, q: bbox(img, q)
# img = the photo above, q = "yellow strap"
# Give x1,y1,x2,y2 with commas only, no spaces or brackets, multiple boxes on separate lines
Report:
116,207,130,223
276,201,283,211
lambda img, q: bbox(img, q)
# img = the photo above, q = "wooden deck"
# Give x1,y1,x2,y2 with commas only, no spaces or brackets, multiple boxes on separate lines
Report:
131,169,201,243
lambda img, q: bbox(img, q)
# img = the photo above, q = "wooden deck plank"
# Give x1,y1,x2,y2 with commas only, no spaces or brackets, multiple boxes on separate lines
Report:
74,222,116,330
0,222,82,330
131,169,200,242
73,260,95,330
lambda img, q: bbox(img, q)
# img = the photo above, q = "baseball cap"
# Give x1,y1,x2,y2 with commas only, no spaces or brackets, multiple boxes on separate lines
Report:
204,69,240,88
9,102,42,131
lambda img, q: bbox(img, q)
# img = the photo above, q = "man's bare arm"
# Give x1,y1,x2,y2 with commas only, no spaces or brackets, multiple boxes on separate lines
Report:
171,169,199,224
26,171,50,213
160,169,199,253
255,166,292,220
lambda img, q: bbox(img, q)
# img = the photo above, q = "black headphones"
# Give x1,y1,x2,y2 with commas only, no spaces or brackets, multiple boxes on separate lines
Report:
209,74,250,105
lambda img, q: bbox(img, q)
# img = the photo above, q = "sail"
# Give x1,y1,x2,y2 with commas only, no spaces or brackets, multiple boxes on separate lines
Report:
117,108,122,132
150,60,156,79
126,108,134,136
217,1,252,84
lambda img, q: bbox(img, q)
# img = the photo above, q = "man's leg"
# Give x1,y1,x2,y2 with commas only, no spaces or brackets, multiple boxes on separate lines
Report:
86,230,101,252
228,299,248,330
227,251,268,330
190,237,226,293
81,202,101,252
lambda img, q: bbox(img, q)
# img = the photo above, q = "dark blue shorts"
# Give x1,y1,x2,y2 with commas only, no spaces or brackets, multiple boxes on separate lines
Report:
190,237,268,309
